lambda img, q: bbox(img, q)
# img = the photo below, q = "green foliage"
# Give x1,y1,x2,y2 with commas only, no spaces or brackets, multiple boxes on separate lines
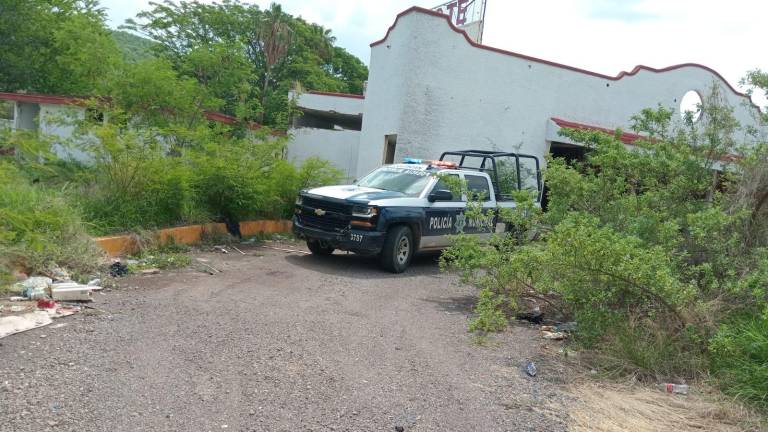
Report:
0,0,120,95
441,85,768,397
129,250,193,271
112,30,157,63
0,161,103,280
125,0,369,126
468,288,508,333
710,314,768,410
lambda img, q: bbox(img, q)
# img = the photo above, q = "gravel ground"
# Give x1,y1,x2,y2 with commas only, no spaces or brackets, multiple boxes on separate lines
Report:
0,242,568,431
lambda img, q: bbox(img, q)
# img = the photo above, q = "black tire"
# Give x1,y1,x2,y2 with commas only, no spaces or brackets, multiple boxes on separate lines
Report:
307,239,334,255
380,225,414,273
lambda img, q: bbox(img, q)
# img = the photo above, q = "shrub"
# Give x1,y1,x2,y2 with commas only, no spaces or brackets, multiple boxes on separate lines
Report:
440,87,768,402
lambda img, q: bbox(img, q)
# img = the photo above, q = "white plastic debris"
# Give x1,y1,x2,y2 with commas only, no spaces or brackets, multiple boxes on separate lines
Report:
49,283,94,302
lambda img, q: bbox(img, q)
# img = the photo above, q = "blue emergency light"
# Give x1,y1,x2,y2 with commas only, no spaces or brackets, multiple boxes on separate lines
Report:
403,157,423,164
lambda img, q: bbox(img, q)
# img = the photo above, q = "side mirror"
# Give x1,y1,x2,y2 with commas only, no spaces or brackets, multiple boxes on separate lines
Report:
428,189,453,202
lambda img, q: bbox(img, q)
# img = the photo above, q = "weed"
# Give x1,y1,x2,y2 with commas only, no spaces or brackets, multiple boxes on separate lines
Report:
468,288,508,333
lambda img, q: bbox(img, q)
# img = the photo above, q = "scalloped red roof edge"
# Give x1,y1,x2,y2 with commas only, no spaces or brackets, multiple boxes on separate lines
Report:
371,7,759,111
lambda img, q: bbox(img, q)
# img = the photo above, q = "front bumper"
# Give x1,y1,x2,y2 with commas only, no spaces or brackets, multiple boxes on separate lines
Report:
292,216,386,255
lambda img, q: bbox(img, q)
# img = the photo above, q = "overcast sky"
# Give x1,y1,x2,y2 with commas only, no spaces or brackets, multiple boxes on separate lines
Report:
101,0,767,105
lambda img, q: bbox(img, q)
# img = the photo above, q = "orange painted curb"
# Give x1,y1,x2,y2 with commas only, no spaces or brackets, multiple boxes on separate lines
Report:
94,235,140,257
94,219,292,257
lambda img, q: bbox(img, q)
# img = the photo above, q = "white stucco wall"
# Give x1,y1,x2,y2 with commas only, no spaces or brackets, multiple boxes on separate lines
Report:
286,128,361,181
39,104,92,161
356,9,765,178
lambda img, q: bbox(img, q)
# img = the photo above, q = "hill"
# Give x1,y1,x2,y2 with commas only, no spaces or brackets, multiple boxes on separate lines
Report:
112,30,156,63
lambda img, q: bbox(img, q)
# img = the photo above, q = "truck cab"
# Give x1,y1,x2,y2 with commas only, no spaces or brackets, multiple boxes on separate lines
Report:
293,150,542,272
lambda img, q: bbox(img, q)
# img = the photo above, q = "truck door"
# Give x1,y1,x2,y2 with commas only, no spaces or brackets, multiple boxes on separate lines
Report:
461,174,497,239
422,174,465,249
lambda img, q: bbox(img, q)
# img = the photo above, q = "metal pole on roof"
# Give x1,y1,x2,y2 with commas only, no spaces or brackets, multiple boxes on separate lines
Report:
479,0,488,44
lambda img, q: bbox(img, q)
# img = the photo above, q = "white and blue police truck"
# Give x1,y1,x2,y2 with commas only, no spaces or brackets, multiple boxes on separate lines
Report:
293,150,542,273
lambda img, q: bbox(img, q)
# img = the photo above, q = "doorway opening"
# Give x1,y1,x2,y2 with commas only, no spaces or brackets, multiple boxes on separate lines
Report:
383,134,397,164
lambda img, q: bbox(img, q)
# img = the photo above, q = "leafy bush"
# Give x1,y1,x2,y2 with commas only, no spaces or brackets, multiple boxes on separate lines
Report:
441,85,768,400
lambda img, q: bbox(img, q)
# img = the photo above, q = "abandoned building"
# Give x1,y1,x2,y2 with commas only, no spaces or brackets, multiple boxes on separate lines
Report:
286,6,766,182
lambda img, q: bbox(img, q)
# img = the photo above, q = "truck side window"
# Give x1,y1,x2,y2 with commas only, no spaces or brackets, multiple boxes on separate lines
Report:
432,174,463,202
465,175,491,202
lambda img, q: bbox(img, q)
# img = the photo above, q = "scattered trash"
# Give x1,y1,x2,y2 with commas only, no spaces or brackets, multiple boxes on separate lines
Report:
525,360,537,377
232,246,246,255
541,331,567,340
516,308,543,324
46,265,71,282
657,383,689,395
540,325,555,332
258,245,311,255
87,279,101,286
0,311,53,338
109,261,129,277
10,305,27,313
197,262,221,275
214,245,230,254
36,299,57,310
49,283,94,302
139,268,161,275
9,296,26,302
13,277,52,297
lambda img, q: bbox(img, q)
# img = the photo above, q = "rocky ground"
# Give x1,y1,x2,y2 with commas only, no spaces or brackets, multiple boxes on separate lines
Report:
0,242,568,431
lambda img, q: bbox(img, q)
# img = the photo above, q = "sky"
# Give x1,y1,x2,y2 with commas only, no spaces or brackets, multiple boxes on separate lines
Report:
101,0,768,106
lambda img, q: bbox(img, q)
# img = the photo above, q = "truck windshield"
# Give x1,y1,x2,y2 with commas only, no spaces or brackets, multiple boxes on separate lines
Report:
357,167,433,197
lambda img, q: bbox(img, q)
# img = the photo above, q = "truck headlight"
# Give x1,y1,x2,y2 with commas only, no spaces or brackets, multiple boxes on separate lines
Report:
352,206,378,218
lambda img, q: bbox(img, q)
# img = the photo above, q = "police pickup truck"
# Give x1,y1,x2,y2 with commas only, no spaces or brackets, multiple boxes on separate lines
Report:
293,150,542,273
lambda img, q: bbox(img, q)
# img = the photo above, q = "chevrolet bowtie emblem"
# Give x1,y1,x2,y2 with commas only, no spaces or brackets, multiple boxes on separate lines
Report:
314,208,327,216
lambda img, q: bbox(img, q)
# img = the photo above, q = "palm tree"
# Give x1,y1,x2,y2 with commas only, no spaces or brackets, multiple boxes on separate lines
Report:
256,3,293,121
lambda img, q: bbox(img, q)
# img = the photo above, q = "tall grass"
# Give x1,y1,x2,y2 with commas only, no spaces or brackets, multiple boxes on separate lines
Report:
710,316,768,411
0,162,103,281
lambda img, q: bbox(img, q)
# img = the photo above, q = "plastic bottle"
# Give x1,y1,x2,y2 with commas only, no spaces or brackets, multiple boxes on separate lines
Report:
657,383,689,394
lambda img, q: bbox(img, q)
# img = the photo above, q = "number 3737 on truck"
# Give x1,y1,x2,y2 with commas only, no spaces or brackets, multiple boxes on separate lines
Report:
292,150,542,273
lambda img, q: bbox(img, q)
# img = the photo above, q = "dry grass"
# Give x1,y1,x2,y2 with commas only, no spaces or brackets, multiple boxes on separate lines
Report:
569,382,766,432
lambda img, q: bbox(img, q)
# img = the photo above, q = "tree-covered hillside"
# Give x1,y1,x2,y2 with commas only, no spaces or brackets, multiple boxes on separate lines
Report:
112,30,156,63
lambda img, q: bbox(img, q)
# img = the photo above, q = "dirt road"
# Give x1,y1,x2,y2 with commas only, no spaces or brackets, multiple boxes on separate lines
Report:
0,243,567,431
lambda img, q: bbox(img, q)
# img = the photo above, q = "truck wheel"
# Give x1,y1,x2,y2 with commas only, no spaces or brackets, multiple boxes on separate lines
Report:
380,225,413,273
307,239,334,255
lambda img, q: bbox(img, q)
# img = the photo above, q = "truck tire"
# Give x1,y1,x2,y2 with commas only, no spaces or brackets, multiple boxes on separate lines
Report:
307,239,334,255
380,225,414,273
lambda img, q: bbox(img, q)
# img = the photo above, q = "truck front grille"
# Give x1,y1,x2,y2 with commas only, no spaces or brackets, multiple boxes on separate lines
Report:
303,197,352,215
299,214,350,232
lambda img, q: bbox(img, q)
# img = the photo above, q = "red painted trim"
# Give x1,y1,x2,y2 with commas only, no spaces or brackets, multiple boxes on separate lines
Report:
0,92,83,105
306,90,365,100
551,117,741,162
372,7,759,110
551,117,646,146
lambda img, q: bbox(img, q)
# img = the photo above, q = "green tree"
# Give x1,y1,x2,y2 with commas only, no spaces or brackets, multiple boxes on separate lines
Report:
124,0,368,126
0,0,121,95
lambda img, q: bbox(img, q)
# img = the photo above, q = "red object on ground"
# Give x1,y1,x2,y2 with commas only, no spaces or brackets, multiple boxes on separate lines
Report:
37,298,57,309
